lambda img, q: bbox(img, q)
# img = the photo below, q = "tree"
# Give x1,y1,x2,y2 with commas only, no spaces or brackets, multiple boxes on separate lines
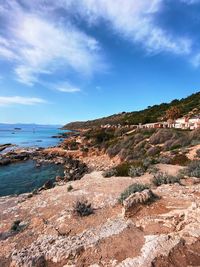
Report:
166,106,181,127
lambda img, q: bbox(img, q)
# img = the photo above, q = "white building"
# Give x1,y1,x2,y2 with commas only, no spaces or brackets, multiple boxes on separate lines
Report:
175,116,200,130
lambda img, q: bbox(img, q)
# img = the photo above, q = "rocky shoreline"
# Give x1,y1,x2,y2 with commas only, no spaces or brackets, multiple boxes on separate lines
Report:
1,129,200,266
0,141,89,196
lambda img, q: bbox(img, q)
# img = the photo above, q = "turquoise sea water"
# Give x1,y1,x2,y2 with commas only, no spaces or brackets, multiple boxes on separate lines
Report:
0,124,67,196
0,123,66,148
0,160,64,197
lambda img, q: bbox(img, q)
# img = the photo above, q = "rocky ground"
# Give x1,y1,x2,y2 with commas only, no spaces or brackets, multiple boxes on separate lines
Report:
1,163,200,267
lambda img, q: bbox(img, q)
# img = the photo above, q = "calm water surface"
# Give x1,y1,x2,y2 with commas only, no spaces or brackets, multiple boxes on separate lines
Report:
0,123,66,148
0,160,64,197
0,124,67,196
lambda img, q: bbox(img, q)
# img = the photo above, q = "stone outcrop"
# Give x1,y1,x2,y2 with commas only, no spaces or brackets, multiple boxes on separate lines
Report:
10,217,130,267
0,143,13,152
122,189,155,217
1,167,200,266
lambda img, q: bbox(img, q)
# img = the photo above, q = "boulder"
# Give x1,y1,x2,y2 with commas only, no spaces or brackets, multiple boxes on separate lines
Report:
122,189,155,218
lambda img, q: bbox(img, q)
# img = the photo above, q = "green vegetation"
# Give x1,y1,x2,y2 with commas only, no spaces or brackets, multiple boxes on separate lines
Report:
128,166,145,177
73,199,94,217
67,185,73,192
115,162,133,176
183,160,200,178
105,128,200,161
196,149,200,158
10,220,21,232
103,168,117,178
152,172,181,186
104,160,150,178
63,92,200,129
119,183,150,203
170,154,190,166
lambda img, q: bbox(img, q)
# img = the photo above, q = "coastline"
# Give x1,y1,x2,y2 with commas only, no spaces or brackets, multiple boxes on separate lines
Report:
1,126,200,266
0,130,92,197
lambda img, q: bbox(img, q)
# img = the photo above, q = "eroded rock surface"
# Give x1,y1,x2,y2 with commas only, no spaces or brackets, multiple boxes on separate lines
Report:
1,166,200,266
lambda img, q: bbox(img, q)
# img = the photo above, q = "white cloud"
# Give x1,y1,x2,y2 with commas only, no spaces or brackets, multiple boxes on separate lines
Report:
55,82,81,93
59,0,192,56
191,53,200,67
0,0,199,85
0,96,47,106
180,0,200,4
0,2,106,86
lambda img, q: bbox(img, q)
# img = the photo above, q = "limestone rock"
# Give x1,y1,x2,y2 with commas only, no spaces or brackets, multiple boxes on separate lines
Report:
122,189,155,217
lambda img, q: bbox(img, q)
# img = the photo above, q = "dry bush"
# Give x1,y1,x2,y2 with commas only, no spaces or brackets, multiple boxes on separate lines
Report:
73,199,94,217
170,154,190,166
152,172,181,186
183,160,200,178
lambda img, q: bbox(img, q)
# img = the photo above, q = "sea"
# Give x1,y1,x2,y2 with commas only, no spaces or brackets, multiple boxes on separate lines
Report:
0,123,66,148
0,124,67,197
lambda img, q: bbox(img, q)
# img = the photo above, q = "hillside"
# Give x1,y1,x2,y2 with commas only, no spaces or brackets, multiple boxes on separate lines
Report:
63,91,200,129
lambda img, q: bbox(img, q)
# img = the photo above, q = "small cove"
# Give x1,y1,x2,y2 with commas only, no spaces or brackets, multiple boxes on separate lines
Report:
0,160,64,197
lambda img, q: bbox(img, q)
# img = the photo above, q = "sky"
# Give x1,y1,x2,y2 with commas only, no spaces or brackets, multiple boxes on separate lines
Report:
0,0,200,125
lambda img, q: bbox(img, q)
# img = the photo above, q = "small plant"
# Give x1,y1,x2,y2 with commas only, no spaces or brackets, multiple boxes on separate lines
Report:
115,162,131,176
128,166,145,177
196,149,200,158
103,168,117,178
152,172,180,186
10,220,21,232
142,157,156,168
73,199,94,217
183,160,200,178
170,154,190,166
67,185,73,192
157,156,171,164
119,183,149,204
148,166,159,174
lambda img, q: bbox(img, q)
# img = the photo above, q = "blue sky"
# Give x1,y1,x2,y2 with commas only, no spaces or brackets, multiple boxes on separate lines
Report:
0,0,200,125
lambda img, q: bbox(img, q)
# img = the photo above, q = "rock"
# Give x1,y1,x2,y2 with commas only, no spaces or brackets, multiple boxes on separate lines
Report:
122,189,156,218
42,180,54,190
32,255,46,267
0,158,11,166
55,176,64,182
63,158,88,182
0,143,12,152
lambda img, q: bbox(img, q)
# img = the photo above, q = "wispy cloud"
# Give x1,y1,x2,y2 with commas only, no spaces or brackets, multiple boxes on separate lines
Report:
0,0,199,90
180,0,200,4
55,82,81,93
191,53,200,67
0,1,106,86
58,0,192,56
0,96,47,106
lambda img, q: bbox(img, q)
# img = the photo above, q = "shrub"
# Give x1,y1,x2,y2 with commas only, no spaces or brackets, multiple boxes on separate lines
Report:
149,129,174,145
80,147,89,153
128,166,145,177
103,168,117,178
189,128,200,142
170,154,190,166
157,156,171,164
115,162,132,176
146,146,161,156
196,149,200,158
152,172,180,186
67,185,73,192
10,220,21,232
184,160,200,178
143,157,157,168
73,199,94,217
148,166,159,174
119,183,149,203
